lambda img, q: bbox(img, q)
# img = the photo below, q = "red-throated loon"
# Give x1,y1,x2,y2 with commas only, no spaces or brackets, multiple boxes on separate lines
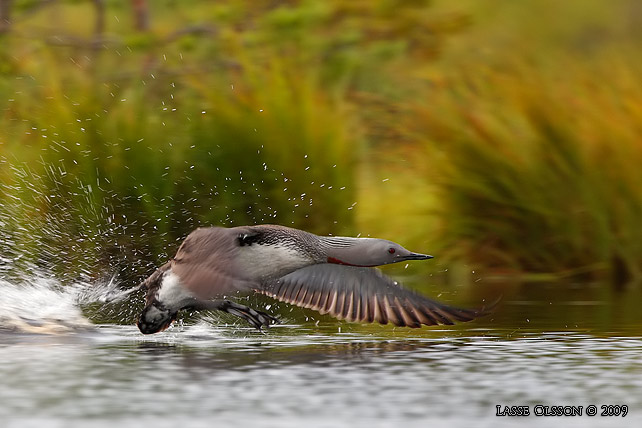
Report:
135,225,493,334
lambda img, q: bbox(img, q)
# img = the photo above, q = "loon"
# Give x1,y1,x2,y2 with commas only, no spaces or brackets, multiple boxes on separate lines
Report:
136,225,493,334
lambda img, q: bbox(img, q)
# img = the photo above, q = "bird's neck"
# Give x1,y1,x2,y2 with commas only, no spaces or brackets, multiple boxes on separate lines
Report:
318,236,379,267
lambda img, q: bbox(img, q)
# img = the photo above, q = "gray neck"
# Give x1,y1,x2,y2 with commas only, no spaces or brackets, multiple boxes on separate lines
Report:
317,236,382,267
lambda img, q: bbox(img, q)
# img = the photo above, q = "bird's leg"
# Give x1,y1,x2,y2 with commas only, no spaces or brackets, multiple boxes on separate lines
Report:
220,300,280,331
188,299,280,330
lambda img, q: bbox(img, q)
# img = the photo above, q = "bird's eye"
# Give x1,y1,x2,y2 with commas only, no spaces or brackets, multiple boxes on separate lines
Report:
388,247,395,254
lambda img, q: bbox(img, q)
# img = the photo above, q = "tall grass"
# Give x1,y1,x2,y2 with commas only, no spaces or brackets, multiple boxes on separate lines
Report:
5,0,642,289
0,49,358,283
0,0,465,283
1,63,359,282
410,56,642,282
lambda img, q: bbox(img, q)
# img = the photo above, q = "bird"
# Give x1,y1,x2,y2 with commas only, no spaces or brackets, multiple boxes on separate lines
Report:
135,225,494,334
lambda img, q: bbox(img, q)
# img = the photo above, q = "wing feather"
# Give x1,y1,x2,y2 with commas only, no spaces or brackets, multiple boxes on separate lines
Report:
258,264,493,327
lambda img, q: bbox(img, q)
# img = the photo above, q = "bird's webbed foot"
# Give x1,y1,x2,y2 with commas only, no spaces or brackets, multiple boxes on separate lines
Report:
189,299,280,331
220,300,280,330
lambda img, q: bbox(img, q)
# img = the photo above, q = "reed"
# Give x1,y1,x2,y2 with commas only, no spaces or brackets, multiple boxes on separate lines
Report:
410,56,642,282
0,47,358,283
5,0,641,288
1,0,464,283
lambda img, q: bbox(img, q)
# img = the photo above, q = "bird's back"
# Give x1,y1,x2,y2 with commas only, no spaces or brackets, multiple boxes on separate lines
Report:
170,227,254,299
170,225,323,300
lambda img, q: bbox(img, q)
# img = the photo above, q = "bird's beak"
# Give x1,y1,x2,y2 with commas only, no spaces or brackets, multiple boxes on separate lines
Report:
399,252,434,261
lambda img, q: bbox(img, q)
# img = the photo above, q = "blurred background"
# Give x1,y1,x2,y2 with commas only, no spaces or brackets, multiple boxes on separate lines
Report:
1,0,642,329
3,2,642,427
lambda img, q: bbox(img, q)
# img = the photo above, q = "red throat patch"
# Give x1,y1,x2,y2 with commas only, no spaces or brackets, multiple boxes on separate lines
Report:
327,257,358,266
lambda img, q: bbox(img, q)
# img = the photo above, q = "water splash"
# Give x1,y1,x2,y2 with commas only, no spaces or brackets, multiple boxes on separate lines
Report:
0,275,144,334
0,276,93,334
75,275,140,305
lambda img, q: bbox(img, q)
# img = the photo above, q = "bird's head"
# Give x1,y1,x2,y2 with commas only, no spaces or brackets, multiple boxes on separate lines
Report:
324,237,433,267
362,239,433,266
137,300,177,334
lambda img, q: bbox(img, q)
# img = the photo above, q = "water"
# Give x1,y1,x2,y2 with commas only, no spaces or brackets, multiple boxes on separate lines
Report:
1,278,641,427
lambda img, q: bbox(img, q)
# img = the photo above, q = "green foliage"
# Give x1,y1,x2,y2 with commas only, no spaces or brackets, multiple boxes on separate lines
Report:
0,58,357,282
411,58,642,281
3,0,642,289
0,0,465,284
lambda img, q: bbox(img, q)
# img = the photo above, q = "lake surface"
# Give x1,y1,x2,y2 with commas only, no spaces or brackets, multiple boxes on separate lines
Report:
1,278,641,428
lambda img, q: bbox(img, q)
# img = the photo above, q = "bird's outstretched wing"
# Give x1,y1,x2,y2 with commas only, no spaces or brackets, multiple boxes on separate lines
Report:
258,264,493,327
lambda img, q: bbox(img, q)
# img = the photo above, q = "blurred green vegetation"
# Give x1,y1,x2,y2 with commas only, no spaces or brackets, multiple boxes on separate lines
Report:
360,0,642,286
1,0,642,288
410,59,642,282
0,0,459,282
